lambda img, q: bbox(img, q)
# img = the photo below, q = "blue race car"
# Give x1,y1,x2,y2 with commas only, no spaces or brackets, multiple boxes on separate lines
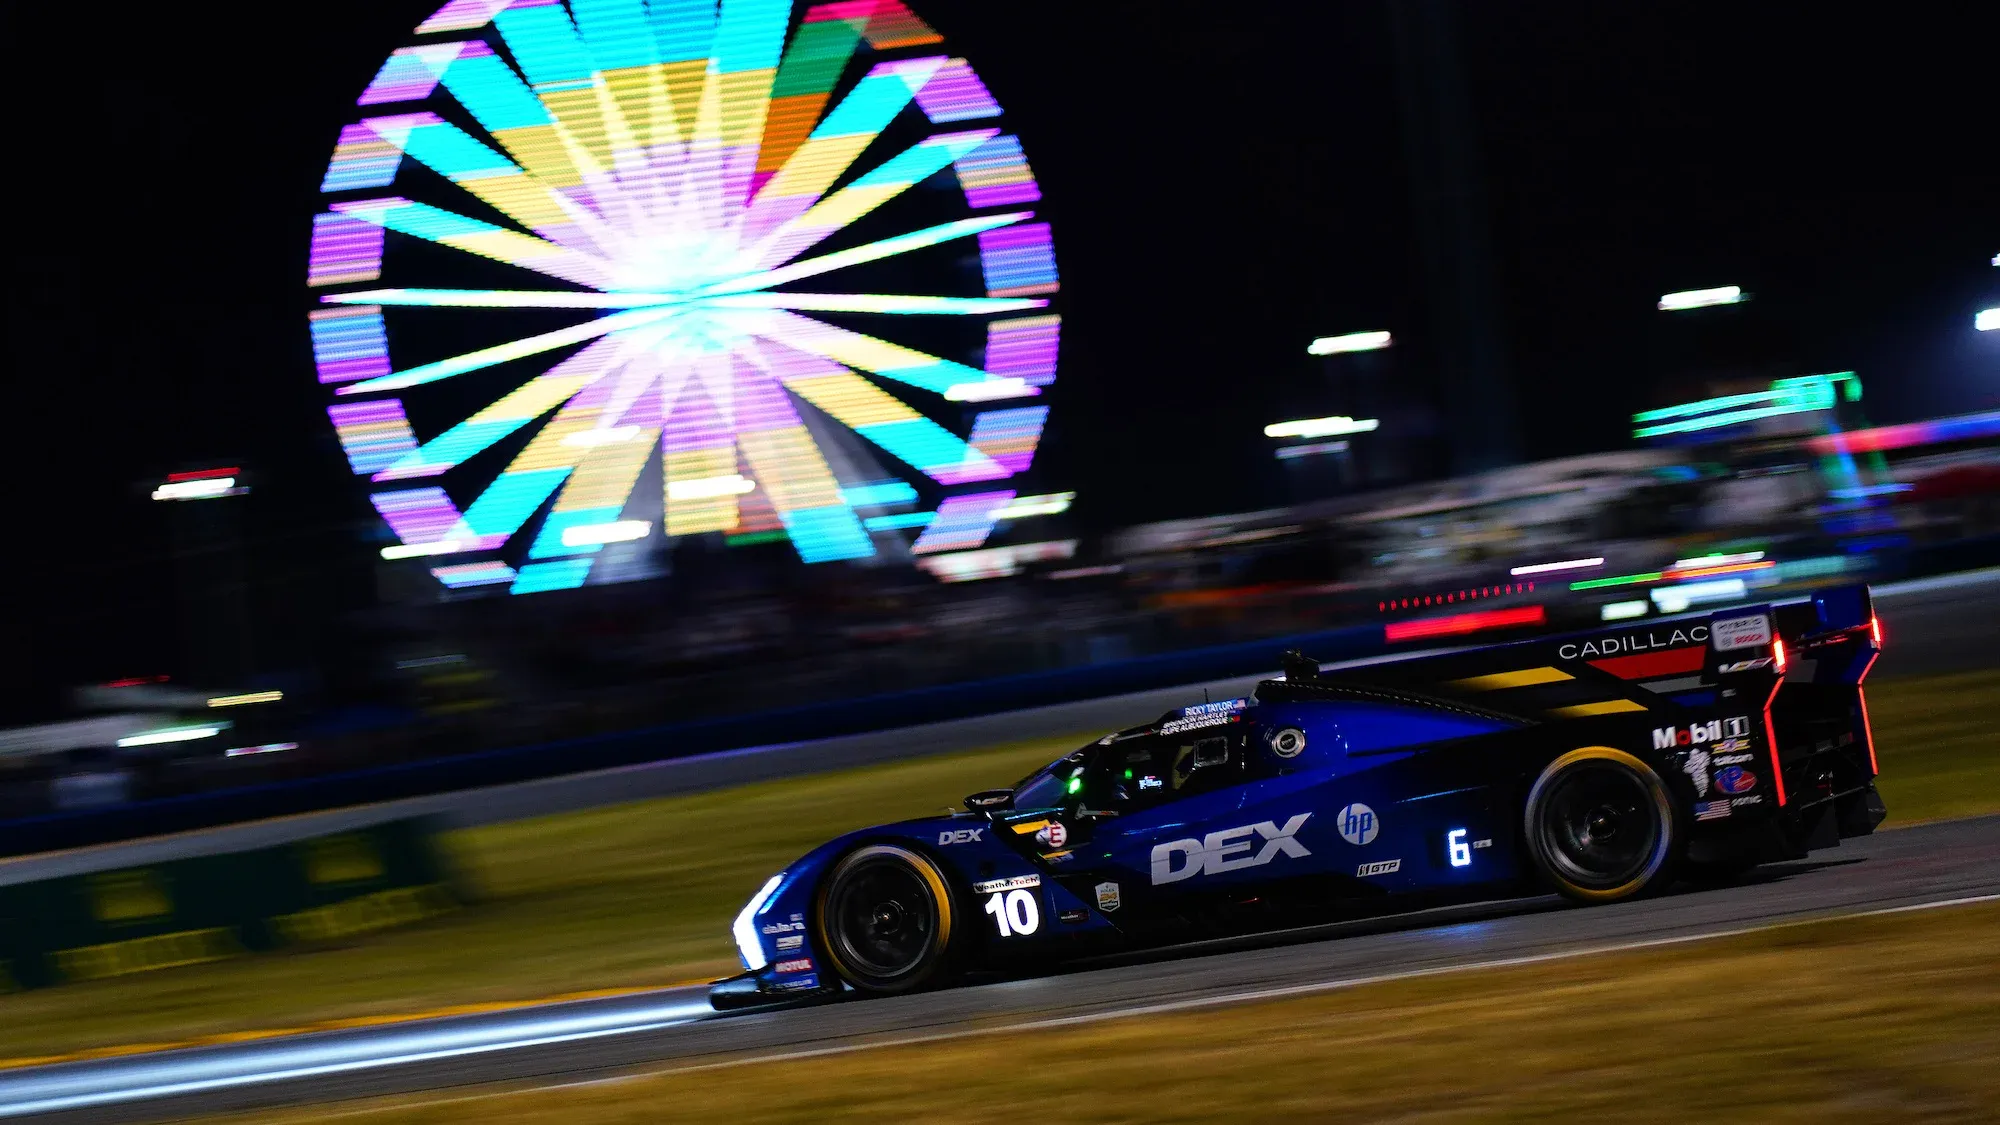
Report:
711,584,1886,1009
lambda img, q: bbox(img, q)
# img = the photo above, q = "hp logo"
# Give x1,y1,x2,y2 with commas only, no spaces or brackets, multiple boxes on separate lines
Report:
1336,803,1378,846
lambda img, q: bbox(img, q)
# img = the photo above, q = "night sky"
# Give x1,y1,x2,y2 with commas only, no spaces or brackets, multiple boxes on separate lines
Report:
6,1,1996,716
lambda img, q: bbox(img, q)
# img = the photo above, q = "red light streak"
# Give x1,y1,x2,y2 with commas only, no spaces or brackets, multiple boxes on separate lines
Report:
1378,581,1533,614
166,467,241,482
1771,636,1787,674
1385,605,1546,643
1857,687,1879,776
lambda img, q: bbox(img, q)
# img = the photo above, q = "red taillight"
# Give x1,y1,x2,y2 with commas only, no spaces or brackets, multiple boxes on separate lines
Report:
1858,687,1879,776
1772,636,1788,674
1870,615,1884,650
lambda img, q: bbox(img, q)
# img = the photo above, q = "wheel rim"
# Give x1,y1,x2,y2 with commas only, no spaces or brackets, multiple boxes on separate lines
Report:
1536,760,1666,891
825,855,940,982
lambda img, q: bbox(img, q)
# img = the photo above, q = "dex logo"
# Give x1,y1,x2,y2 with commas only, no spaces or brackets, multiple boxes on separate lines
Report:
938,828,985,845
1151,813,1312,884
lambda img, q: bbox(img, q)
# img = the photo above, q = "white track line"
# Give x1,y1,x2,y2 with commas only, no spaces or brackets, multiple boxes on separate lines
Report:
257,892,2000,1123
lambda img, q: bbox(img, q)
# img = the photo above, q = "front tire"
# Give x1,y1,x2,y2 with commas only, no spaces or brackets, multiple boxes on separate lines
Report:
1525,747,1681,903
815,845,957,994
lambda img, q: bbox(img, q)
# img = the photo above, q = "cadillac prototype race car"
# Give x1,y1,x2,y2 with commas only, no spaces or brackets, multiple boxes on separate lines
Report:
710,584,1886,1009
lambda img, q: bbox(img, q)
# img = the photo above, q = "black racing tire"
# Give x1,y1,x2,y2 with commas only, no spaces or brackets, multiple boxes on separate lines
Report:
1524,747,1682,903
815,844,958,994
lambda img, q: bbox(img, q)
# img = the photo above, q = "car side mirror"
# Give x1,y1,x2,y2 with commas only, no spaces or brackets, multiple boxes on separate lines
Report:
964,788,1014,812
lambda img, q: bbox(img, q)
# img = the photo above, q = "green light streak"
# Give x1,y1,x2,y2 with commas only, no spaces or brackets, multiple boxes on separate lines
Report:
1570,571,1665,591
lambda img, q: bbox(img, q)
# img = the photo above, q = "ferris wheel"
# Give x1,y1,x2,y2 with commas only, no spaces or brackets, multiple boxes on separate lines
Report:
309,0,1062,594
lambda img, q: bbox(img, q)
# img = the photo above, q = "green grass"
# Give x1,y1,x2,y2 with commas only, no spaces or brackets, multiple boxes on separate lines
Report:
2,669,1996,1062
1866,670,2000,825
229,903,2000,1124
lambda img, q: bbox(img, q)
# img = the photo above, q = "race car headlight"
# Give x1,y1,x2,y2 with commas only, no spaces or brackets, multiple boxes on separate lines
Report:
732,874,786,971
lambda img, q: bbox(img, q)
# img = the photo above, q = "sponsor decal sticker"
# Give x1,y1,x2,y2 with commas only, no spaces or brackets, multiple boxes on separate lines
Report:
776,935,803,951
1694,800,1733,821
1095,881,1122,912
1559,625,1709,661
1036,822,1068,848
938,828,986,845
1357,859,1402,877
1715,736,1752,754
774,958,813,974
1473,838,1493,849
1138,775,1164,791
1336,803,1379,846
761,921,803,935
1715,766,1757,795
1160,699,1247,735
1719,658,1772,673
1712,613,1773,652
1731,795,1765,807
1654,716,1751,751
1683,746,1711,797
1151,813,1312,884
1269,727,1307,758
1058,908,1089,924
1714,752,1755,765
773,975,819,992
972,873,1042,895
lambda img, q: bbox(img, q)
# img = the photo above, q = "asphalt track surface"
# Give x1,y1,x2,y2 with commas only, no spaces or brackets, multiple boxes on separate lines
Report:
4,568,1992,885
7,814,1998,1122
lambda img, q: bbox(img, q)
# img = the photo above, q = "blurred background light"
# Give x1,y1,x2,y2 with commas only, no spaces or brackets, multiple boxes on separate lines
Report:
1275,440,1351,460
1977,308,1999,331
117,724,226,748
1650,577,1748,614
560,520,651,547
1600,600,1650,621
207,691,283,708
1265,416,1380,439
152,476,246,502
224,742,298,758
1657,285,1745,311
1306,331,1392,355
1509,557,1603,576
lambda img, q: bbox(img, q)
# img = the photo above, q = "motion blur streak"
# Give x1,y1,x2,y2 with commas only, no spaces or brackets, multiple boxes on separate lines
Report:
0,993,713,1118
1384,605,1545,643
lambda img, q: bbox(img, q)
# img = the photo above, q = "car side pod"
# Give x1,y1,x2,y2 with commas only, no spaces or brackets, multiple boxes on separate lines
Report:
707,970,844,1012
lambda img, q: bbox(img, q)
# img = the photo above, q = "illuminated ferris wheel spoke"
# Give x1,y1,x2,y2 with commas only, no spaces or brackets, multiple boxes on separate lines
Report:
741,127,1000,272
338,305,681,396
695,212,1031,298
331,198,616,290
739,345,1007,486
323,289,1043,315
725,309,1016,398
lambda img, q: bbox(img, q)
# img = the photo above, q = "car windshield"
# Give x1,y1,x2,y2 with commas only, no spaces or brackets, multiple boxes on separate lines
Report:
1009,746,1093,810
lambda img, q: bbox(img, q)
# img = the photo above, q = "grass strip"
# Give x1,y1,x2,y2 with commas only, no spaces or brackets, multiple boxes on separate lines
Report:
226,901,2000,1124
2,670,1996,1062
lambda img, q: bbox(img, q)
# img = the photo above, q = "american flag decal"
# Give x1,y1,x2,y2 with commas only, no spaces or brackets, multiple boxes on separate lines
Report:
1695,801,1733,821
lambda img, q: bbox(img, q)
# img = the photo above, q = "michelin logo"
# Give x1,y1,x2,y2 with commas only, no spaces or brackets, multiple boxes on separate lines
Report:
1151,813,1311,884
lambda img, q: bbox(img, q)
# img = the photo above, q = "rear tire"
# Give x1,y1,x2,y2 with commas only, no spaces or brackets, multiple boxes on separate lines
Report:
1525,747,1681,903
815,845,957,994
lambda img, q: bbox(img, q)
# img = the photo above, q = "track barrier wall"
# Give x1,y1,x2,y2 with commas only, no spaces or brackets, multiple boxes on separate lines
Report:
0,819,459,990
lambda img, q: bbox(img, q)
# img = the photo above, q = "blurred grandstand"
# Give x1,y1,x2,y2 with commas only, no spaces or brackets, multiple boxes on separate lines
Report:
3,404,1994,827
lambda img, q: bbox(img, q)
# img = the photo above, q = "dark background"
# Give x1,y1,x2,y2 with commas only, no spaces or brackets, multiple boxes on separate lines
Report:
5,1,1996,718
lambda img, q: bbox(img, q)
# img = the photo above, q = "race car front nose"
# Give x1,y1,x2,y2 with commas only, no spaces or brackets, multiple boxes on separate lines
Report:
732,873,786,970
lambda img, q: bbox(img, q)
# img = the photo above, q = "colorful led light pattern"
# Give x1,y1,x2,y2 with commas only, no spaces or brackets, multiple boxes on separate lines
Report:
312,0,1063,594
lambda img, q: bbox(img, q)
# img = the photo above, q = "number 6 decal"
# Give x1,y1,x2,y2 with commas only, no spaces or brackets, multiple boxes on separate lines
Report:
983,888,1041,937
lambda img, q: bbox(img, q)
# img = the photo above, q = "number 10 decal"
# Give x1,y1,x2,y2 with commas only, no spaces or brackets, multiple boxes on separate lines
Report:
984,888,1040,937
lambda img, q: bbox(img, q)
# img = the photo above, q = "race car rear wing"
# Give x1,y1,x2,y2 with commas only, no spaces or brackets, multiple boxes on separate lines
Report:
1286,584,1884,831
